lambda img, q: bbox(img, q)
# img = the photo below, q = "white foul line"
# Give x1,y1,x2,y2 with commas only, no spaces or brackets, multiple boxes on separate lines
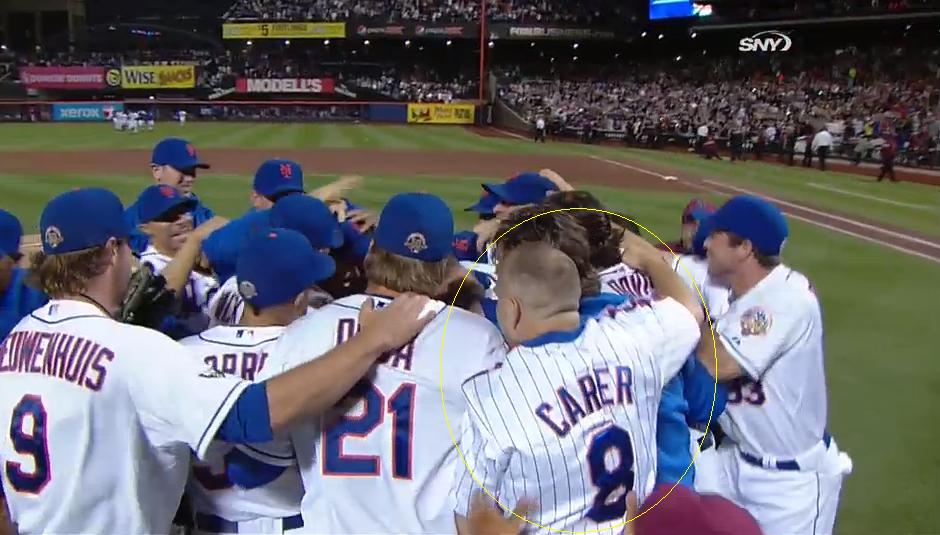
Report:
589,155,940,264
806,182,939,212
487,126,529,140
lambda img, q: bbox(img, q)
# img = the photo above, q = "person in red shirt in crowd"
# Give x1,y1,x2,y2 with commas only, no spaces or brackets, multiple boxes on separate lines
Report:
658,198,717,254
878,137,898,182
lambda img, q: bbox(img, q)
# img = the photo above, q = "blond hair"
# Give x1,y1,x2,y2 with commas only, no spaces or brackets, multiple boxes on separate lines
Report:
363,246,455,296
29,245,113,298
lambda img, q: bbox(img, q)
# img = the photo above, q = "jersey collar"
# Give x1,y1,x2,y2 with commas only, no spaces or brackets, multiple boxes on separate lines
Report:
519,319,587,348
579,293,628,320
34,299,111,319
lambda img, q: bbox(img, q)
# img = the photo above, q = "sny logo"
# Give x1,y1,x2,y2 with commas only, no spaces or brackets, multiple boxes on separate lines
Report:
738,30,792,53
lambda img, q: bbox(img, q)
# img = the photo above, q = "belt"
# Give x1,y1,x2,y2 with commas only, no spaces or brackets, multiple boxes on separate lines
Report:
193,512,304,533
739,432,831,471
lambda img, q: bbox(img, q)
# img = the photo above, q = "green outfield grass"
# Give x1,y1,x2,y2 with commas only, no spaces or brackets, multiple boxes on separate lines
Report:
1,122,938,534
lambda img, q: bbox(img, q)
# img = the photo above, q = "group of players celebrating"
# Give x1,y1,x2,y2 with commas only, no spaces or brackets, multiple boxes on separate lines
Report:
0,136,852,535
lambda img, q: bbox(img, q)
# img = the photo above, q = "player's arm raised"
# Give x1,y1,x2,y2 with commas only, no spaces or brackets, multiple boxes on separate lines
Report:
620,230,704,324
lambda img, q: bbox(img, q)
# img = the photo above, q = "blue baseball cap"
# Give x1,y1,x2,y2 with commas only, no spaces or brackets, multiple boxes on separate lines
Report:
452,230,480,261
151,138,210,171
691,215,714,257
136,184,197,224
253,159,305,198
40,188,130,255
236,228,336,309
483,172,559,206
708,195,789,256
203,209,272,281
465,191,499,214
0,210,23,258
374,193,454,262
270,194,343,250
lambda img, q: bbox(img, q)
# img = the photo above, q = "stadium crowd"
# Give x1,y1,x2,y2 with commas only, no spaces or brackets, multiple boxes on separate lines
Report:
501,44,940,166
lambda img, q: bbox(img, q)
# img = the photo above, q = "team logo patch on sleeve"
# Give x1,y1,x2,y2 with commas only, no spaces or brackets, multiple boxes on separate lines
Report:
740,306,772,336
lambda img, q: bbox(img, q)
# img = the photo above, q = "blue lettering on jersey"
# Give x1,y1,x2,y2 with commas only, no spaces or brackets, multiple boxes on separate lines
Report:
536,365,633,437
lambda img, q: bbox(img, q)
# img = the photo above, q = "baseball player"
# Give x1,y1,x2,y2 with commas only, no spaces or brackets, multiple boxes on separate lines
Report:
180,228,337,534
483,172,559,217
0,187,433,534
659,199,716,255
146,110,156,131
694,195,852,535
454,235,704,534
0,210,47,340
453,191,500,294
129,111,140,134
249,159,306,211
178,109,188,125
237,192,507,534
134,184,219,338
207,194,343,327
112,110,124,131
125,138,216,254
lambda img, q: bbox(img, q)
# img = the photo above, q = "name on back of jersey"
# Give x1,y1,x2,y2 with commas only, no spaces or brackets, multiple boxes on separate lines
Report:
0,331,114,392
535,365,633,437
337,318,415,373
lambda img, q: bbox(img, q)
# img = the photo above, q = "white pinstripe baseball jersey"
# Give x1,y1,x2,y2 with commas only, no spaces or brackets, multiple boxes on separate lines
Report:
598,263,655,301
179,326,304,523
453,298,700,534
139,245,218,334
252,294,507,534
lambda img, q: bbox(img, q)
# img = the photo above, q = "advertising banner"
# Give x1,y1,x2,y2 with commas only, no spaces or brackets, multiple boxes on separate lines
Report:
52,102,124,122
19,66,107,90
352,21,475,39
235,78,335,94
223,22,346,39
407,103,475,124
488,23,616,40
118,65,196,89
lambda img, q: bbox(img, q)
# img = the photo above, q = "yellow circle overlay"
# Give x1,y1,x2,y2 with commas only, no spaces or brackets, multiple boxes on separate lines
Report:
437,207,719,533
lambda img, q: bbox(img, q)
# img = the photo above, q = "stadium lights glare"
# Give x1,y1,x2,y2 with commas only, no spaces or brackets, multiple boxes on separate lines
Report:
324,39,330,45
149,95,155,100
573,43,579,49
246,40,253,46
284,39,290,45
641,31,647,37
0,45,6,51
658,33,664,40
364,39,371,45
614,53,620,58
488,40,495,48
446,40,453,46
573,56,578,61
691,32,697,38
675,55,682,61
405,40,412,46
530,41,535,47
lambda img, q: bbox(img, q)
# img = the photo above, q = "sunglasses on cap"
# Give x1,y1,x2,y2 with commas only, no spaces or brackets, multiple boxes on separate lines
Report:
152,205,194,224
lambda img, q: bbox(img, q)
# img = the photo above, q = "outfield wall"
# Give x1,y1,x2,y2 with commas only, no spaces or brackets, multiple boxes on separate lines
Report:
0,100,481,125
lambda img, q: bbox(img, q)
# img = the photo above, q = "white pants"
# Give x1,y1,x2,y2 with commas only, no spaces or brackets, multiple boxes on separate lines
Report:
689,430,725,494
191,515,299,535
705,439,852,535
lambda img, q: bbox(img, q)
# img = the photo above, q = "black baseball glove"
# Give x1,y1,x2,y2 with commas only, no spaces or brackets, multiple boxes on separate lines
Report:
117,262,180,329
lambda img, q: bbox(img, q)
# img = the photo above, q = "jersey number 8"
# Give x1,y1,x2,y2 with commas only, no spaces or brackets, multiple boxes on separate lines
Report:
5,394,51,495
586,425,635,523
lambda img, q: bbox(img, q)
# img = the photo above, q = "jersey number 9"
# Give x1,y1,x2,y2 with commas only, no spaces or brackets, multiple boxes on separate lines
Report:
5,395,51,494
586,425,635,523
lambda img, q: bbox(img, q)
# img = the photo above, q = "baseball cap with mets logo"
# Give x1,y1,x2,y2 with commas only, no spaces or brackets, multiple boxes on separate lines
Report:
151,137,210,171
253,158,305,198
135,184,197,224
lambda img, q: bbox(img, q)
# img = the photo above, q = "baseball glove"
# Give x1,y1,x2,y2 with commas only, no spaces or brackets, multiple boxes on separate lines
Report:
117,262,180,329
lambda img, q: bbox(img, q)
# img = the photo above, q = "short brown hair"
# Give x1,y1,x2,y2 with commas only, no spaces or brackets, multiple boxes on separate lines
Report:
29,244,114,298
727,233,780,269
363,245,455,296
495,207,600,297
540,191,627,270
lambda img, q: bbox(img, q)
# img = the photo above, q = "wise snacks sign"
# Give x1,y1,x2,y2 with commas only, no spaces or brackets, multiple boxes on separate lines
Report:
235,78,335,94
117,65,196,89
407,103,475,124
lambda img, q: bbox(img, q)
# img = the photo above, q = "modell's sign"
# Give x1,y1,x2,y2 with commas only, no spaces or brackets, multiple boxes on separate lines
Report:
19,66,107,90
235,78,336,93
